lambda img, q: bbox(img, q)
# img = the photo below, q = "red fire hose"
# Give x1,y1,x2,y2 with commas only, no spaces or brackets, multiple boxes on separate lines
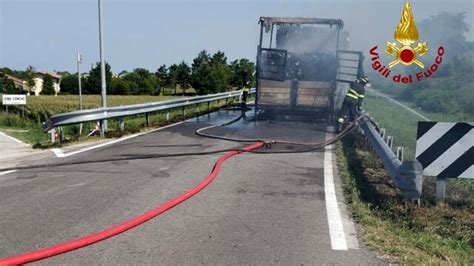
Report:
0,142,264,265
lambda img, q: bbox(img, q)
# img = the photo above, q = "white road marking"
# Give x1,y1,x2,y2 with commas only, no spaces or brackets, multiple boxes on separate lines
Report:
324,132,348,250
367,87,430,121
0,170,17,176
51,121,185,158
51,148,65,157
0,132,28,146
66,182,87,187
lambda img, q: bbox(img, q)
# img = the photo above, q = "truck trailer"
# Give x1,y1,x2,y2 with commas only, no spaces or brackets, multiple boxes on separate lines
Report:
255,17,365,122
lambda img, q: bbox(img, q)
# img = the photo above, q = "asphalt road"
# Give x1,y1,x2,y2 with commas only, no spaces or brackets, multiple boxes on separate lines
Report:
0,108,381,264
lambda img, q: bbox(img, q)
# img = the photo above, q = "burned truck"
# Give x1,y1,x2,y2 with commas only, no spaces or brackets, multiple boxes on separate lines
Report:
255,17,365,122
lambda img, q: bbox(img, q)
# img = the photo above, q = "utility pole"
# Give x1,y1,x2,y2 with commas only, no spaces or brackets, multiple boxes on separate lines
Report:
77,52,83,135
98,0,107,137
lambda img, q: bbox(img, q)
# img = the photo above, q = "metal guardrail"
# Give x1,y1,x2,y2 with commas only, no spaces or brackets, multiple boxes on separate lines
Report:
43,88,255,132
43,89,255,133
359,113,423,200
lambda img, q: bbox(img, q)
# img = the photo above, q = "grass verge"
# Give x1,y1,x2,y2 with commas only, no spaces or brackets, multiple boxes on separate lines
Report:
337,134,473,264
345,89,474,263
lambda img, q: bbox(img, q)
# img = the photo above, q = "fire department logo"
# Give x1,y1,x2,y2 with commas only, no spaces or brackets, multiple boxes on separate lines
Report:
385,1,429,68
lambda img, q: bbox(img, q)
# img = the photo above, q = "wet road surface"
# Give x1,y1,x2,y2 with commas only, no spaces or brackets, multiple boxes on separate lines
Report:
0,108,381,264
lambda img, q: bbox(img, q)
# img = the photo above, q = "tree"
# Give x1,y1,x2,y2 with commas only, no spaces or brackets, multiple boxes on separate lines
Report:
168,64,179,94
2,79,21,94
230,58,255,89
176,62,190,95
190,50,212,95
60,74,79,94
0,67,13,76
208,62,231,93
25,65,36,94
42,74,55,95
155,65,168,95
118,70,128,77
209,51,231,93
190,50,232,95
85,62,112,94
0,72,4,92
0,70,23,94
111,77,132,95
122,68,157,95
57,71,71,76
211,51,227,65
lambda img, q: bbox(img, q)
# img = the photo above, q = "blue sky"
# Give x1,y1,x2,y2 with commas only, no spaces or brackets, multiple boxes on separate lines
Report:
1,0,472,73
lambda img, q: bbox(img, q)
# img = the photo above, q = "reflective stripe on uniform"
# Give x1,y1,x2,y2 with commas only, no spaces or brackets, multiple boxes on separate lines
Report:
346,93,358,100
349,89,359,96
338,117,344,123
243,87,250,92
348,88,364,99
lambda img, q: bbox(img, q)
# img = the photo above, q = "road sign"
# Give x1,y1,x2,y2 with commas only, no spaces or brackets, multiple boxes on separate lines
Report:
2,94,26,105
416,121,473,179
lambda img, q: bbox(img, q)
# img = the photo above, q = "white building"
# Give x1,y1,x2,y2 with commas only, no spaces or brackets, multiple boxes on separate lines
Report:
4,71,62,96
29,72,62,96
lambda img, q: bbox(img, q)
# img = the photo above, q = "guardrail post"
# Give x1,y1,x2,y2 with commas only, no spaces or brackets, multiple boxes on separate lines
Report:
50,128,55,144
166,112,170,121
436,177,446,204
380,128,386,139
182,106,186,118
58,126,62,144
387,136,393,149
99,121,105,138
118,117,125,132
396,146,404,162
145,113,150,126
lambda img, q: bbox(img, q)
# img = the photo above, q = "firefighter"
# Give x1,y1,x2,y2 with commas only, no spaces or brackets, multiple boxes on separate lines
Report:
336,76,369,133
241,80,250,116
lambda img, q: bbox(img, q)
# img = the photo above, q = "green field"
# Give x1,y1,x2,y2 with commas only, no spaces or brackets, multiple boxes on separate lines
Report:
1,95,179,123
0,94,239,147
362,90,472,160
338,89,473,264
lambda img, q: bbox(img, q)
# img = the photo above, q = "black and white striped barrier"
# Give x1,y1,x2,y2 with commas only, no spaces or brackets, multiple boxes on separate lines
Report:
416,121,473,202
